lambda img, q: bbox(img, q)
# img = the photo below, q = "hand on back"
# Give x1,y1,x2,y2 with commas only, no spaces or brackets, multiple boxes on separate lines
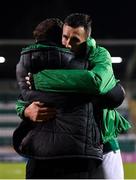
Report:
24,101,56,122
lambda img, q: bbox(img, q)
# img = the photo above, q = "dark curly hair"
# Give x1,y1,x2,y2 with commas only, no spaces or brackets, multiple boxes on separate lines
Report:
33,18,63,45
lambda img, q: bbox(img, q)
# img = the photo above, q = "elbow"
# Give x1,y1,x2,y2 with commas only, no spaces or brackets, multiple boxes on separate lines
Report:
105,83,125,108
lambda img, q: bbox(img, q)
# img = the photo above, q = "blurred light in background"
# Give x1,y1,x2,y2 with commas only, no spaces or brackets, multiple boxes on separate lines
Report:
112,57,122,63
0,57,6,63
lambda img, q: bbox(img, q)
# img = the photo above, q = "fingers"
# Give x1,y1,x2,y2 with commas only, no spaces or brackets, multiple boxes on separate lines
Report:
25,76,30,81
38,107,56,113
32,101,56,111
33,102,56,112
38,112,56,117
28,72,32,77
35,106,56,122
35,112,56,122
33,101,45,106
25,72,32,89
25,101,56,122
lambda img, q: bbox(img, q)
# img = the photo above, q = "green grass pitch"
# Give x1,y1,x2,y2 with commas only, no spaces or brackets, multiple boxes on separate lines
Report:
124,163,136,179
0,162,136,179
0,162,25,179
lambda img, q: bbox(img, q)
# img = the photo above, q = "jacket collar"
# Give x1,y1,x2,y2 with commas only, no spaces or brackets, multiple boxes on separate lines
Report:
86,37,96,56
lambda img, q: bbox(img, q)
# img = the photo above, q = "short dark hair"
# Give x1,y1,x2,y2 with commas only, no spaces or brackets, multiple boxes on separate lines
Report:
33,18,63,45
64,13,92,36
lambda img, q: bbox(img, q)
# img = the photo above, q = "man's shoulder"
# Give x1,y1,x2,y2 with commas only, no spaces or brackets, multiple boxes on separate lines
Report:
21,43,71,55
88,44,111,60
95,44,110,55
87,38,110,56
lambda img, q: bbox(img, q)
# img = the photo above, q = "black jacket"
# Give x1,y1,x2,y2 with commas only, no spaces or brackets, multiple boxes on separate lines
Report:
14,42,103,161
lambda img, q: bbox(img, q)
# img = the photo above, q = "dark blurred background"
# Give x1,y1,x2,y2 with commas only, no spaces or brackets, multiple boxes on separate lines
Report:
0,1,136,178
0,0,135,39
0,0,136,79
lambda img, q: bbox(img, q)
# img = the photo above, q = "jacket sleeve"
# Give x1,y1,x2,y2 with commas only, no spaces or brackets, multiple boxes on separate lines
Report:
92,83,125,109
102,109,131,143
16,52,34,118
16,53,49,102
33,47,118,95
16,53,33,101
16,95,29,119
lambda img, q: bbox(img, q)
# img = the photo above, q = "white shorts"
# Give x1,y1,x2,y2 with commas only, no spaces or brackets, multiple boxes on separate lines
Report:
92,150,124,179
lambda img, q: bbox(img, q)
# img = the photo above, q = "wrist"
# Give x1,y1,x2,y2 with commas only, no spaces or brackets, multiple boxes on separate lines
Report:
24,106,30,118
